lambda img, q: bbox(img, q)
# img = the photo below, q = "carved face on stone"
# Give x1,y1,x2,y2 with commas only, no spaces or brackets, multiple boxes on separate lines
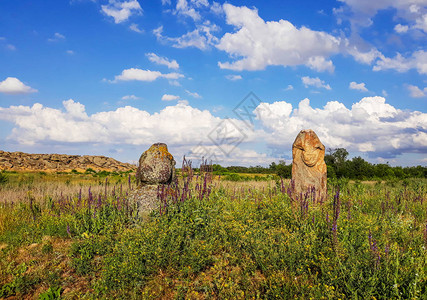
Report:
292,130,325,167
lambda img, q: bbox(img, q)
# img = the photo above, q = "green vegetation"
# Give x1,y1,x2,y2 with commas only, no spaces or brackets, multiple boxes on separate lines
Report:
325,148,426,180
0,171,8,185
0,168,426,298
210,148,426,181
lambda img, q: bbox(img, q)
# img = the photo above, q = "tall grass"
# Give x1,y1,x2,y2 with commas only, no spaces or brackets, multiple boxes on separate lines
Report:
0,167,426,299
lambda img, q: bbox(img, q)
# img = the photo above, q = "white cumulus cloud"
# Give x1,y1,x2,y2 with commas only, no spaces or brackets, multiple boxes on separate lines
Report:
349,81,368,92
154,22,219,50
0,100,232,147
255,96,427,157
111,68,184,82
161,94,180,101
335,0,427,32
0,97,425,161
374,50,427,75
129,23,143,33
394,24,409,33
407,84,427,98
0,77,38,94
301,76,331,90
101,0,142,24
216,4,341,72
146,53,179,69
175,0,201,21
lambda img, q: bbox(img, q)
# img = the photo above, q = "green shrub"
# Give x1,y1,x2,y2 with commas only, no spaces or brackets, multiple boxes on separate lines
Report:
0,171,8,184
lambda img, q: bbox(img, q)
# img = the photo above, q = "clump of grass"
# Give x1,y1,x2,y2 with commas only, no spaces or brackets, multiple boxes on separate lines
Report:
0,171,8,185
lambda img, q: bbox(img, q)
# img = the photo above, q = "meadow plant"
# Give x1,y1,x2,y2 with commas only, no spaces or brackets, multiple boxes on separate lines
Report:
0,166,426,299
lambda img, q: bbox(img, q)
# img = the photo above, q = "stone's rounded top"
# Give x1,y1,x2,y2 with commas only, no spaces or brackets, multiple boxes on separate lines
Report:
136,143,176,185
147,143,174,162
152,142,167,147
292,129,325,167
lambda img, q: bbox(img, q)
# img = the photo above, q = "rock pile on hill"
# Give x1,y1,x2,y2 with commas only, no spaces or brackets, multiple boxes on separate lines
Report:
0,150,136,172
291,129,327,201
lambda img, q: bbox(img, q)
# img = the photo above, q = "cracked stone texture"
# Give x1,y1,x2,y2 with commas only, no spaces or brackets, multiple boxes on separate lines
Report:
136,143,176,185
291,129,327,201
127,185,160,218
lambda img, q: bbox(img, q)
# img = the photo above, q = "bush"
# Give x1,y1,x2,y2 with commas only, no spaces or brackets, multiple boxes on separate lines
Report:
0,171,8,184
85,168,96,174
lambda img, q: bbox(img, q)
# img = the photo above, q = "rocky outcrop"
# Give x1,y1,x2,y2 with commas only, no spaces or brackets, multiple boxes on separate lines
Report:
291,129,327,202
0,150,136,172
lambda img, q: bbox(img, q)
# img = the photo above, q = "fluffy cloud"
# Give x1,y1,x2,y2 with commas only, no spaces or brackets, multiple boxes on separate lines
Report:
216,4,341,72
175,0,201,21
129,23,143,33
146,53,179,69
414,13,427,32
0,100,231,147
336,0,427,31
154,22,219,50
407,84,427,98
301,76,331,90
256,96,427,157
161,94,180,101
374,50,427,74
210,1,223,15
394,24,409,33
0,97,425,161
0,77,37,94
101,0,142,24
111,68,184,82
349,81,368,92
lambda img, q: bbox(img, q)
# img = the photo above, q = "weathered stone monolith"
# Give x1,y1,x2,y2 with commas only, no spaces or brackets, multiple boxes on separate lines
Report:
130,143,176,218
291,129,327,202
135,143,176,186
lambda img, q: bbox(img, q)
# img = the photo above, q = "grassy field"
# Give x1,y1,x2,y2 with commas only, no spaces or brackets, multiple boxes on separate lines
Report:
0,170,426,299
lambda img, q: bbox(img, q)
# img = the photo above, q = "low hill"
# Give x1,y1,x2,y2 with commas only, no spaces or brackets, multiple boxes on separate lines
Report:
0,150,136,172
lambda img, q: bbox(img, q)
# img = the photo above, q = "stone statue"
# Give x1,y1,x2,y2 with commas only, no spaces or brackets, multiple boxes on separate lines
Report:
136,143,176,186
130,143,176,218
291,129,327,202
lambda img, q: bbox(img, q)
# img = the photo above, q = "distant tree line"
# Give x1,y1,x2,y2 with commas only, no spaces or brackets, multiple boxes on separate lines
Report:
210,148,426,180
323,148,426,180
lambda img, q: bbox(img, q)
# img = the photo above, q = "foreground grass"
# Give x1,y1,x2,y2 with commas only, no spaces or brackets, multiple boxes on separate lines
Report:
0,174,426,299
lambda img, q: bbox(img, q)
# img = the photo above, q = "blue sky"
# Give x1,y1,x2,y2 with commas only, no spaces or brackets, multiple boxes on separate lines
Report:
0,0,426,166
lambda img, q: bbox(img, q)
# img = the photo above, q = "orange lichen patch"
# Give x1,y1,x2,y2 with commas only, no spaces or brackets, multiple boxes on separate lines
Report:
148,143,174,161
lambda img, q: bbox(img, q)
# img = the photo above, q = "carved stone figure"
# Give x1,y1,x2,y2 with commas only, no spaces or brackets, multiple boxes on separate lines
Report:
136,143,176,186
291,129,327,201
131,143,176,218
